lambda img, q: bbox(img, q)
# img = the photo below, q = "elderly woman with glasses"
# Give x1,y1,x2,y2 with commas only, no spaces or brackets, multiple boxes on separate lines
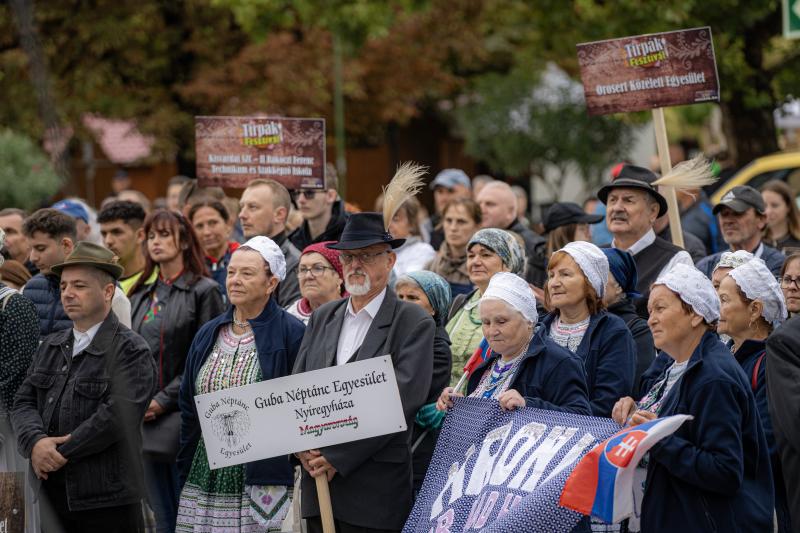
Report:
445,228,526,387
176,237,306,532
718,257,790,531
286,241,346,324
778,252,800,315
612,264,774,533
437,272,590,414
540,241,637,417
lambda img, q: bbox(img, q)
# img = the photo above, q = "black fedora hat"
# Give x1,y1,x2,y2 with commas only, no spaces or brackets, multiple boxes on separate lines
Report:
326,212,405,250
543,202,604,233
597,164,668,217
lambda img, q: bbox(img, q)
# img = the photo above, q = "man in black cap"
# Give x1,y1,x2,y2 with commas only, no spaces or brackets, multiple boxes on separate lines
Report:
12,242,155,532
292,212,435,533
598,164,694,317
542,202,605,237
696,185,785,277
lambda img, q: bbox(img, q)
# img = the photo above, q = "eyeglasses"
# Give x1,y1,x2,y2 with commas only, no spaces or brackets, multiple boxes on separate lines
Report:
298,265,335,277
339,250,388,265
291,190,320,200
779,276,800,289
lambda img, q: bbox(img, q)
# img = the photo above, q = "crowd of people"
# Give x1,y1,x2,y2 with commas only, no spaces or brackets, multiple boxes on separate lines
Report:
0,161,799,533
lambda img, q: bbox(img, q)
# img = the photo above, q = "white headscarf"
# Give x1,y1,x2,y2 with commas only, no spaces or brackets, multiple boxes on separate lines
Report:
654,263,720,323
481,272,538,324
558,241,609,298
239,236,286,281
714,250,754,272
728,258,788,328
0,228,5,267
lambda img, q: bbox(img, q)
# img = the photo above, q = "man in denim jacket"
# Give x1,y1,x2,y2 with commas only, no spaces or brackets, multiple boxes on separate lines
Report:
12,242,155,533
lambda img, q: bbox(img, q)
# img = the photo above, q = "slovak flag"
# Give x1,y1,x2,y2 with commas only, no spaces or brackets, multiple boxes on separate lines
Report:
559,414,692,524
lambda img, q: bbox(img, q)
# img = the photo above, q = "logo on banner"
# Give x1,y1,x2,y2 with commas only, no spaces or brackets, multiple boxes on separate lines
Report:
207,396,254,459
241,121,283,147
604,430,646,468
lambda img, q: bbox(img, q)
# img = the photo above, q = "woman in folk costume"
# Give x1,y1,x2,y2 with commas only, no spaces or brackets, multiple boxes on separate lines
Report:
718,258,790,532
539,241,637,417
613,264,774,533
176,237,305,532
437,271,590,415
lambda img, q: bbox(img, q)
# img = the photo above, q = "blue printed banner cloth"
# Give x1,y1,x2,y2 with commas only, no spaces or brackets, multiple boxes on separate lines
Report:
404,398,619,533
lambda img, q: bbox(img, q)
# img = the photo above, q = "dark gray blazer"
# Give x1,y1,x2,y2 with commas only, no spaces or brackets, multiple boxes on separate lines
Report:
766,315,800,527
292,288,435,530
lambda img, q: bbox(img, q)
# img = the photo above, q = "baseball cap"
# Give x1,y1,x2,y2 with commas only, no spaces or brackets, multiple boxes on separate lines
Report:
712,186,765,215
543,202,604,232
51,199,89,223
429,169,471,190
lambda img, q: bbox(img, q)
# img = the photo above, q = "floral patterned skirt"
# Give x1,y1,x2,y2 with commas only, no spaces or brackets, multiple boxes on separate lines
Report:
176,439,291,532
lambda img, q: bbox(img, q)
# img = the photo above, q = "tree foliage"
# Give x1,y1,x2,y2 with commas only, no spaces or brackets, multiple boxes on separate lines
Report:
0,0,796,200
453,64,633,190
0,130,61,210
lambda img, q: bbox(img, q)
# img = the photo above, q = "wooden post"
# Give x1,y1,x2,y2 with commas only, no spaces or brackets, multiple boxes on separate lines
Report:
316,475,336,533
651,107,685,248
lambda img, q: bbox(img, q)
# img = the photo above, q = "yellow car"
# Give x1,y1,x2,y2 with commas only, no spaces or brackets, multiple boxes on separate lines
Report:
711,151,800,204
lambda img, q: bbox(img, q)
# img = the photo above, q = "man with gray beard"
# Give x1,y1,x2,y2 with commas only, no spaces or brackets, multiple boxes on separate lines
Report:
292,212,435,533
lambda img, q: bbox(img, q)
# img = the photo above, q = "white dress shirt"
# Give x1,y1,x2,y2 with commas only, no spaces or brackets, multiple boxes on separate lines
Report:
613,228,694,278
72,321,103,357
336,288,387,366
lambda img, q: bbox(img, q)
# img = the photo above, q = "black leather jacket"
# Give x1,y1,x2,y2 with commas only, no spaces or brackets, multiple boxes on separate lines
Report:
130,273,225,413
11,312,156,511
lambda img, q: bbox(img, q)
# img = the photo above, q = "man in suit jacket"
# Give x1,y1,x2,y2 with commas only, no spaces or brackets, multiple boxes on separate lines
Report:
766,314,800,527
293,212,435,533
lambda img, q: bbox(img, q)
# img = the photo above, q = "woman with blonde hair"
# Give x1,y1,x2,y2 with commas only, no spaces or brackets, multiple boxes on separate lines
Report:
388,197,436,276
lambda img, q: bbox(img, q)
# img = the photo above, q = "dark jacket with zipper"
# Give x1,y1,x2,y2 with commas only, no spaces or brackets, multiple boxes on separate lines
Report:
466,326,591,415
130,273,225,422
289,199,349,251
731,339,776,456
539,311,636,417
273,232,302,308
23,272,72,338
177,298,305,488
11,312,156,511
638,332,774,533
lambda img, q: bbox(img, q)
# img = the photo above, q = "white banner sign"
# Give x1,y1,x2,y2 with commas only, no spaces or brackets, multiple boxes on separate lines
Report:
195,355,407,469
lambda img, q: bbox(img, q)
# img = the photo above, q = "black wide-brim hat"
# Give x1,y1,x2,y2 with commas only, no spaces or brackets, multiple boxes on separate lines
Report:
597,164,668,218
326,212,406,250
543,202,604,233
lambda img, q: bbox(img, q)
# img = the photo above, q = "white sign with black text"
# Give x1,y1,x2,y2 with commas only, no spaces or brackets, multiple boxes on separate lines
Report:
194,355,406,469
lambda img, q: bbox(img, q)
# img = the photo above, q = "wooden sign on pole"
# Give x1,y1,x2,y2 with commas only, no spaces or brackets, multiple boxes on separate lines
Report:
576,27,720,248
316,476,336,533
652,107,684,247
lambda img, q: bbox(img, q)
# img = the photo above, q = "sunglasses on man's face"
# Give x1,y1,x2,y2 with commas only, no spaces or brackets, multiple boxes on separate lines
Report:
291,190,320,200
